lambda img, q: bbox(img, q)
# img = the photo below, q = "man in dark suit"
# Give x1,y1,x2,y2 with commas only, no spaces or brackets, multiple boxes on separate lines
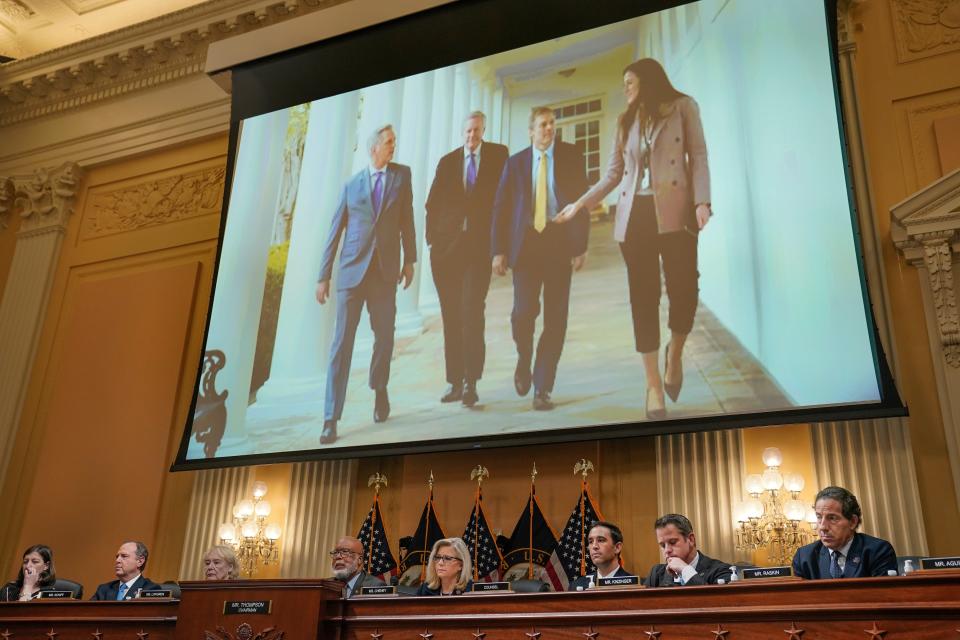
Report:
316,124,417,444
645,514,732,587
568,521,634,590
426,111,509,407
329,536,385,597
492,106,589,410
90,541,160,600
792,486,897,579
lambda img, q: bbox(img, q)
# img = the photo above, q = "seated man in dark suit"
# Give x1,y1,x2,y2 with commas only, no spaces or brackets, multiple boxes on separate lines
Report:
90,541,160,600
328,536,384,598
792,486,897,579
568,521,634,590
646,514,732,586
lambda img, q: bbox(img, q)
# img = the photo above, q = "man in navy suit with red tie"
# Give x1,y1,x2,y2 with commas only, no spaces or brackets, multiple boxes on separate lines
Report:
792,486,898,579
492,106,589,410
426,111,509,407
316,124,417,445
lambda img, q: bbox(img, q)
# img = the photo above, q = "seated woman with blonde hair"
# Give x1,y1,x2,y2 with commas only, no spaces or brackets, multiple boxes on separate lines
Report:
203,545,239,581
416,537,473,596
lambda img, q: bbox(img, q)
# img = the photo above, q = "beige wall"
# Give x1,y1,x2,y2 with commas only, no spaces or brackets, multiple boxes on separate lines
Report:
0,0,958,592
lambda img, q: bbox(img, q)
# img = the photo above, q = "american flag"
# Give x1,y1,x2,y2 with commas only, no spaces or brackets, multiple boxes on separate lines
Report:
356,495,399,584
462,489,506,582
545,481,605,591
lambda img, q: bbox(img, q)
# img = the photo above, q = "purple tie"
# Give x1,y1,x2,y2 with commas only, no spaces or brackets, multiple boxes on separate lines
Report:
372,171,384,215
466,153,477,193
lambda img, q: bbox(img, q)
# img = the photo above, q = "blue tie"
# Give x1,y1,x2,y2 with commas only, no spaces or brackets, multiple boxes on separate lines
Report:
117,582,128,600
466,153,477,193
829,552,843,579
372,171,384,215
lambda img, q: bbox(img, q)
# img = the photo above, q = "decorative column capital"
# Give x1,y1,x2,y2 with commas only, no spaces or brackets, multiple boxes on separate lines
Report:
837,0,868,51
892,168,960,368
0,163,83,236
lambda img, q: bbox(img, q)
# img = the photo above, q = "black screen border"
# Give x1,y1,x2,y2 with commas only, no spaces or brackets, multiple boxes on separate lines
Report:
172,0,906,472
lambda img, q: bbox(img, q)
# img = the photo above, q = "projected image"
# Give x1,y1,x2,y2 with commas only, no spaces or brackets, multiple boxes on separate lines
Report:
187,0,881,460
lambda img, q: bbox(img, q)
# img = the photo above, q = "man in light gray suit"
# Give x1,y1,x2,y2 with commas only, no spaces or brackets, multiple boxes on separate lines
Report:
316,124,416,445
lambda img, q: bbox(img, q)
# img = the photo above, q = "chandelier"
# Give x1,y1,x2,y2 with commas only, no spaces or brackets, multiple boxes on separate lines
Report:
734,447,817,566
218,481,282,576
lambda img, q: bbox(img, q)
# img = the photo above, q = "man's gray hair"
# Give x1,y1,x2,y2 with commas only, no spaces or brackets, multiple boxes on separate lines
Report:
464,111,486,128
367,124,395,154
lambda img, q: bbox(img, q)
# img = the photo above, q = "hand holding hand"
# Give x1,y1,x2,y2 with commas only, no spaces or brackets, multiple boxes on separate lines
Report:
554,202,581,224
696,203,712,230
315,280,330,305
399,263,414,289
492,255,508,277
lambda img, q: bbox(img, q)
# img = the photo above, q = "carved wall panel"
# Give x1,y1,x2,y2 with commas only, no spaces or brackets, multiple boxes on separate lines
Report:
895,87,960,192
890,0,960,62
80,161,225,239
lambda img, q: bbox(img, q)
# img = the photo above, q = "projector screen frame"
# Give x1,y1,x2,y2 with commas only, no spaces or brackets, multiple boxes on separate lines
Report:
172,0,906,472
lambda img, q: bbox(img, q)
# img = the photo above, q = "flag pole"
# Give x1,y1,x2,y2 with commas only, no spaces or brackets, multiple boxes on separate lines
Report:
421,470,434,583
470,465,488,582
573,459,594,576
367,472,387,576
528,462,537,580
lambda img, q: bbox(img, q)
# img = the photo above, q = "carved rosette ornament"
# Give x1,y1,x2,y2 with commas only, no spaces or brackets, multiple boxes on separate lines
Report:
892,168,960,368
0,163,83,238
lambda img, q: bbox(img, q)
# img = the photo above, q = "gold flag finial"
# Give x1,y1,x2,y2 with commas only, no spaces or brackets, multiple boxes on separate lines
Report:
428,470,435,491
367,472,388,495
531,462,538,484
470,465,489,487
573,459,594,479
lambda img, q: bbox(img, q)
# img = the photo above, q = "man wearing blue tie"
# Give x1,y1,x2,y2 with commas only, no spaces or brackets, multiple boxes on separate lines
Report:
316,125,417,444
792,486,898,579
90,541,160,600
491,107,589,410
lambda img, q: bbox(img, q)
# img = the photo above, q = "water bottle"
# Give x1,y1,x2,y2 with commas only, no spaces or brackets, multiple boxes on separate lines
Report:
902,559,915,576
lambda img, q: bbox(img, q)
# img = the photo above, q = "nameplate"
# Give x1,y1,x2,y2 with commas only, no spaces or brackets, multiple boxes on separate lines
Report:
37,590,73,599
223,600,272,615
742,566,793,579
358,585,397,596
138,589,173,599
597,575,640,587
921,556,960,570
471,581,511,593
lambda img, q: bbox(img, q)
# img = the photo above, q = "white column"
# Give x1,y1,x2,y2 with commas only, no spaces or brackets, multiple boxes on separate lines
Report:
256,93,361,406
203,108,289,454
450,65,470,147
0,163,81,483
395,72,434,337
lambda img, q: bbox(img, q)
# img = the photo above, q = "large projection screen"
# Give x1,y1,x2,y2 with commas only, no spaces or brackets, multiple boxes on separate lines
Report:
174,0,904,470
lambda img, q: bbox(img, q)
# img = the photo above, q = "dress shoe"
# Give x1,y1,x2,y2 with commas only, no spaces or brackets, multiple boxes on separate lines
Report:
441,382,463,403
514,361,532,397
646,386,667,420
532,389,554,411
664,343,684,403
320,419,337,444
374,388,390,423
462,381,479,408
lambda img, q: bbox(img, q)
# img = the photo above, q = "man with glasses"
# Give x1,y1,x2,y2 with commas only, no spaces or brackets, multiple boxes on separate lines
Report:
328,536,384,597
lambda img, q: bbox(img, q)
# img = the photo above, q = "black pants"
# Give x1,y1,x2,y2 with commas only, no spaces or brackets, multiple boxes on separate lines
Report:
620,195,699,353
511,224,572,393
431,241,493,384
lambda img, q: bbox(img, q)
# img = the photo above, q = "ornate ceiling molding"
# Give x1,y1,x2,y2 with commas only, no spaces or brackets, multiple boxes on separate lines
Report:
0,0,349,126
892,167,960,368
0,162,83,236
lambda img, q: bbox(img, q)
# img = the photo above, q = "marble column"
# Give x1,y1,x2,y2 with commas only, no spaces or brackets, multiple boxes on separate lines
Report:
0,163,82,482
255,93,361,407
203,108,290,454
